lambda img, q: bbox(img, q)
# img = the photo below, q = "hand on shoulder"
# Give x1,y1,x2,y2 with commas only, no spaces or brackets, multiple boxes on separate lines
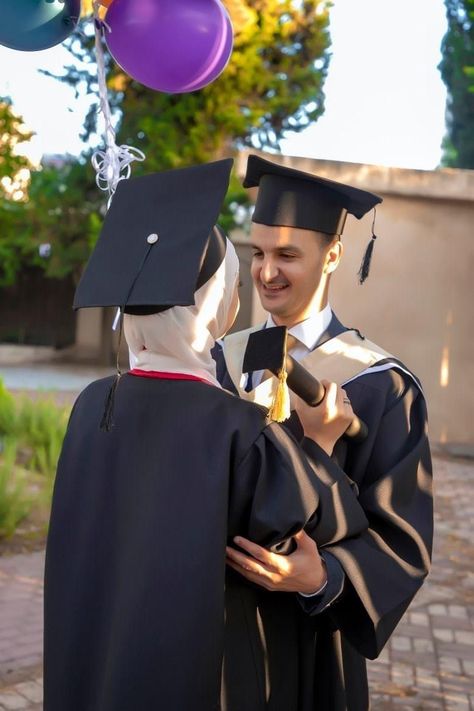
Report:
295,380,354,455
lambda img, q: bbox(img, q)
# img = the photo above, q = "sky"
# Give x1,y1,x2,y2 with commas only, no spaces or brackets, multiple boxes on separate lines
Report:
0,0,448,171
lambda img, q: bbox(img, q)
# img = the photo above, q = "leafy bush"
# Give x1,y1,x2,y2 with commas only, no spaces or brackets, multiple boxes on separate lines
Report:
0,438,32,539
14,396,70,480
0,378,16,436
0,377,71,540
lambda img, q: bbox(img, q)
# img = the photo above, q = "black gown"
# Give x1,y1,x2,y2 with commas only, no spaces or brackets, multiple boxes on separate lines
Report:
215,313,433,711
44,372,368,711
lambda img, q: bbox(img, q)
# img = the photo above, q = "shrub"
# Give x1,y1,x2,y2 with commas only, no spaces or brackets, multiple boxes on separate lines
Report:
0,378,71,540
14,396,70,480
0,378,16,436
0,438,32,539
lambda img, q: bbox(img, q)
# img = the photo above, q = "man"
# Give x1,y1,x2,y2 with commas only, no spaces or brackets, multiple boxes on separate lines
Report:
216,155,433,710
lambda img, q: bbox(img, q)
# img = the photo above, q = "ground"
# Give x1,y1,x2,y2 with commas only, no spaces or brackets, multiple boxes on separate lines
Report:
0,366,473,709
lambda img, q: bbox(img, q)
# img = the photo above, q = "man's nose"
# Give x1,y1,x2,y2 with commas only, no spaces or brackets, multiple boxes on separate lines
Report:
261,257,278,282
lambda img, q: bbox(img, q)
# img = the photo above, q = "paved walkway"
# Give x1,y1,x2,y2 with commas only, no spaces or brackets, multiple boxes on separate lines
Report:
0,455,472,710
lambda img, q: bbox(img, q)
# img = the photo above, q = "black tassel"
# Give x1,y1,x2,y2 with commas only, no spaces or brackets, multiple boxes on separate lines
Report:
100,306,125,432
357,235,376,284
358,207,378,285
100,373,121,432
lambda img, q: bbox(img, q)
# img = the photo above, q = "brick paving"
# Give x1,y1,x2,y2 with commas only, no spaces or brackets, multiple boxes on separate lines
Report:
369,455,474,710
0,455,472,710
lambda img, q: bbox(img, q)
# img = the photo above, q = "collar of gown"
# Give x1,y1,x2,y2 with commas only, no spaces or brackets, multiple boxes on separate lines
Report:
129,369,213,385
266,303,333,351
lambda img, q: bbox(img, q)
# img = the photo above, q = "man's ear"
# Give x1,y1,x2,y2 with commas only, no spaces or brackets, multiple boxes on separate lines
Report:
324,238,343,275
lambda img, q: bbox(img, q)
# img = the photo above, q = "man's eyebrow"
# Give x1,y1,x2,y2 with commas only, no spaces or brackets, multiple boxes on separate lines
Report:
276,244,303,253
250,243,303,253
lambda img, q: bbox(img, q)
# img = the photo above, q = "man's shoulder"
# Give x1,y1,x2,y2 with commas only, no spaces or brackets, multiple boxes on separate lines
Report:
346,357,424,408
331,317,423,396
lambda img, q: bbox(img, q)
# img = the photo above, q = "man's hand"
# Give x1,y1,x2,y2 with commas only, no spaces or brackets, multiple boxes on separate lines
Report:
226,531,327,594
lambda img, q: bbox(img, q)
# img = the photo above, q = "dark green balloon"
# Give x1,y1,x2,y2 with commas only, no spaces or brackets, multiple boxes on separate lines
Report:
0,0,81,52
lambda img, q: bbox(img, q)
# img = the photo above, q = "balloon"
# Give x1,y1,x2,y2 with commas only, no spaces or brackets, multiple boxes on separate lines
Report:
0,0,81,52
105,0,234,94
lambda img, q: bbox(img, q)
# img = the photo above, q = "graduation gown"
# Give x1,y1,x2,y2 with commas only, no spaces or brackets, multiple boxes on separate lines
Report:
215,313,433,711
44,372,368,711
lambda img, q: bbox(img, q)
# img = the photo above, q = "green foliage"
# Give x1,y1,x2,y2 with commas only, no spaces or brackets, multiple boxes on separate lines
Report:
114,0,331,170
0,438,32,539
13,395,70,480
0,378,71,538
0,157,103,286
439,0,474,167
0,378,16,435
0,1,332,285
0,98,36,285
0,96,33,197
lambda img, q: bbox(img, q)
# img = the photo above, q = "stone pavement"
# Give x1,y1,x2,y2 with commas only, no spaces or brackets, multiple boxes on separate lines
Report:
0,455,472,710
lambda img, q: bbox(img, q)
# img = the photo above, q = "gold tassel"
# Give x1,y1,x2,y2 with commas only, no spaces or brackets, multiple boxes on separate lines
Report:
268,368,291,423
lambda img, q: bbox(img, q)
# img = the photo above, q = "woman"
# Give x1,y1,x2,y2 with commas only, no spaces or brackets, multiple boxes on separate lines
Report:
44,161,366,711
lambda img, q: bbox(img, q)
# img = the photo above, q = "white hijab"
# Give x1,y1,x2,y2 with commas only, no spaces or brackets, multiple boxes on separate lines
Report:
124,238,239,387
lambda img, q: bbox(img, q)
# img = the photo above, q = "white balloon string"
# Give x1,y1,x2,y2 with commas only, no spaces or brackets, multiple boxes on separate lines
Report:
91,2,145,207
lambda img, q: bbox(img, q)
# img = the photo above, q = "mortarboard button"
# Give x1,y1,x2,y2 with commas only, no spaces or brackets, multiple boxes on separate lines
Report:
147,233,159,245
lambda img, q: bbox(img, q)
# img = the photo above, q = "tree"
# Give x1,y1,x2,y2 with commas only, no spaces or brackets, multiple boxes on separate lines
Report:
15,159,104,285
439,0,474,168
2,0,331,287
76,1,331,159
0,98,34,284
0,96,33,200
55,0,332,231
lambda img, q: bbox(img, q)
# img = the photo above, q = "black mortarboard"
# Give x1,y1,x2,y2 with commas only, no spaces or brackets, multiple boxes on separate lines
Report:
244,155,383,282
74,158,233,312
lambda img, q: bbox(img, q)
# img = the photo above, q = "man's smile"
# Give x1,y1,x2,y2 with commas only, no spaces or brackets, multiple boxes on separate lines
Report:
261,282,290,293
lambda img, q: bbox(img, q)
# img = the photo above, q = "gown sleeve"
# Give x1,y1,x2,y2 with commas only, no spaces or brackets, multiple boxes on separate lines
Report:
304,379,433,659
227,422,369,554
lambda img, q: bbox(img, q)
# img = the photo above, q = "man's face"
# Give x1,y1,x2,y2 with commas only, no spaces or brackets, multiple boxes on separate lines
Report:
250,223,330,325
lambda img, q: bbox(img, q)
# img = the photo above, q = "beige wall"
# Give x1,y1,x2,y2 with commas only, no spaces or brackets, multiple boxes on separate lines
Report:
233,151,474,445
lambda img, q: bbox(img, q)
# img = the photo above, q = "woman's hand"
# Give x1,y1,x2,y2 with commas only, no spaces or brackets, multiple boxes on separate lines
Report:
295,380,354,455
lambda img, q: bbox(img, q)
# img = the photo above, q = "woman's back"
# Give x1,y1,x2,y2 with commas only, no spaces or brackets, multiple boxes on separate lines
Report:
44,374,321,711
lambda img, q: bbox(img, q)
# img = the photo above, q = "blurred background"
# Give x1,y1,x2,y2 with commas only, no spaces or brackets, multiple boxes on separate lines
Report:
0,2,473,707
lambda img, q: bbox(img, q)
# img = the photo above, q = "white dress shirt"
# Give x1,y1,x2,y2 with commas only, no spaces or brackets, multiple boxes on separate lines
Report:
240,303,333,390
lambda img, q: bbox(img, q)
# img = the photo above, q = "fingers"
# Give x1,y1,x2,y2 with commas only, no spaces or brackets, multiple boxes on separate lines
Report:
339,387,354,418
225,546,272,575
225,557,278,591
293,530,319,552
225,546,282,590
231,536,281,571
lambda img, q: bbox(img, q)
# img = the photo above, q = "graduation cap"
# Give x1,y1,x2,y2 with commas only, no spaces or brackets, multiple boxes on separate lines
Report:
73,158,233,431
244,326,368,441
243,155,383,283
74,158,233,313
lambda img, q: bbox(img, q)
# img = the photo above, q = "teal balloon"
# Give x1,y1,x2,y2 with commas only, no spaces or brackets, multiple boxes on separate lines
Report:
0,0,81,52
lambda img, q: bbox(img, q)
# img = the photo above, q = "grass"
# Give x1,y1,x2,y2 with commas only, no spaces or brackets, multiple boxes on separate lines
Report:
0,377,71,545
0,438,32,539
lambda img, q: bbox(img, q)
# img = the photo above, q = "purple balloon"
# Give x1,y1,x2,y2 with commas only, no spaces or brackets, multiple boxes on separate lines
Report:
105,0,234,94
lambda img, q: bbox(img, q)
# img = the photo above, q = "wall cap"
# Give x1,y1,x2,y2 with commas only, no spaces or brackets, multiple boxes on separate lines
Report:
236,150,474,203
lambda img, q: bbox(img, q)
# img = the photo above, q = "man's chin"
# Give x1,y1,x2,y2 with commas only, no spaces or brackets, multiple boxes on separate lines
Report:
259,294,290,317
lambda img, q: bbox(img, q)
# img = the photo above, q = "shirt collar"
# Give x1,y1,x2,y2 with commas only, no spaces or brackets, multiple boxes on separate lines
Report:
266,303,333,351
